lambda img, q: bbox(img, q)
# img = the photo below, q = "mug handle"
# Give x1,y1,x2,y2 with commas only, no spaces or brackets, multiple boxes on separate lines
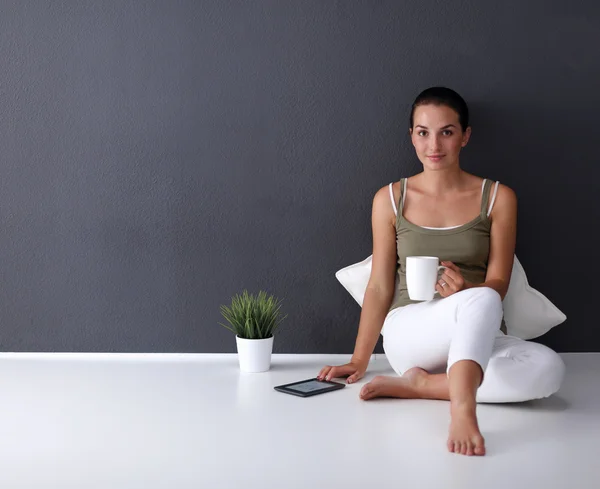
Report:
433,265,448,295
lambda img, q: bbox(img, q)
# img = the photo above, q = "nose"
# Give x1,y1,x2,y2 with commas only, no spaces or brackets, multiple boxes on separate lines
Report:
430,135,443,152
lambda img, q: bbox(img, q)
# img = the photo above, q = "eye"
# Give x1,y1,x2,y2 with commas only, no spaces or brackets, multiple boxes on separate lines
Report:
418,130,427,137
442,130,453,136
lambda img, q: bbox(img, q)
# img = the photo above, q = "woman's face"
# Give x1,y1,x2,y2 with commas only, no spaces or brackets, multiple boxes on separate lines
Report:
410,104,471,170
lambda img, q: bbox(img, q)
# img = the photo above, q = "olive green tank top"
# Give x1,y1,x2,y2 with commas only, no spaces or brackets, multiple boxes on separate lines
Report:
389,178,506,333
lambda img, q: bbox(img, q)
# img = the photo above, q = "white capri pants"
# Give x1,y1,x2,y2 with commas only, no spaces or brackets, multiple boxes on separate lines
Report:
381,287,565,403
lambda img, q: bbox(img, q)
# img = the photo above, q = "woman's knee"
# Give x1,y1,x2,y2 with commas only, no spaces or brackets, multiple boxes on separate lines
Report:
464,286,501,305
457,287,503,324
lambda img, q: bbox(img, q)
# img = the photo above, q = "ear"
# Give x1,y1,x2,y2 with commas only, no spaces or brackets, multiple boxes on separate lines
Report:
461,127,472,147
409,127,415,147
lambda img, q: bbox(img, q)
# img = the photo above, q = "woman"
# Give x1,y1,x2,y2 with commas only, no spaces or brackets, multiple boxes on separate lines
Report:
317,87,565,457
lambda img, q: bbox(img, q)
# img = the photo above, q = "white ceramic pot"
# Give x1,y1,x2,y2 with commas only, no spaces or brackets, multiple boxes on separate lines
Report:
235,335,274,373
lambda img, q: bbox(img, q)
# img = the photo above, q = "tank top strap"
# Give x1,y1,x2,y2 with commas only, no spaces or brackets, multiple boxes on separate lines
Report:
398,178,407,215
480,179,493,220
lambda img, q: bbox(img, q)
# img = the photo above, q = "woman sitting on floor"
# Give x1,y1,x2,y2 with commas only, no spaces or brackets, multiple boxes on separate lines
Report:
318,87,565,457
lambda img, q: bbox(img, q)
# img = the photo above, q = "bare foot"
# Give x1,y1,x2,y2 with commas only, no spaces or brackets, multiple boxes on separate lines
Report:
359,367,428,400
447,403,486,456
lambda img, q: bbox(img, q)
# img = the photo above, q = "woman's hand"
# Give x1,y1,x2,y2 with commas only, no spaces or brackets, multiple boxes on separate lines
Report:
435,261,467,298
317,360,368,384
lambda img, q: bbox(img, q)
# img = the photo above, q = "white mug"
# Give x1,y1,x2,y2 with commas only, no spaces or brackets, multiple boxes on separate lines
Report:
406,256,447,301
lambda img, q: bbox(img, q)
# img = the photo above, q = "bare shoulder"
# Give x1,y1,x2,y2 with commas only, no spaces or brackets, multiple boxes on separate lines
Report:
489,183,517,221
370,185,399,294
372,182,398,221
494,183,517,207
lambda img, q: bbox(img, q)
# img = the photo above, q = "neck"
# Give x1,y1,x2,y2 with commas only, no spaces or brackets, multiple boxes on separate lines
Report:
418,166,465,195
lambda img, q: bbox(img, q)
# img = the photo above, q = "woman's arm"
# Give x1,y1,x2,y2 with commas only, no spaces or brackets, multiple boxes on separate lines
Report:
317,185,398,383
350,185,398,366
464,184,517,300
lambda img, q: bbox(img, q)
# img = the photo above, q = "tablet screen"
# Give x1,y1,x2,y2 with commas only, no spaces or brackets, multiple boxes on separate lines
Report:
287,380,333,393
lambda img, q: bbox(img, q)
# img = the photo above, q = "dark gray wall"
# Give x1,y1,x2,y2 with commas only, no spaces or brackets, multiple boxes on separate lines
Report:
0,1,598,353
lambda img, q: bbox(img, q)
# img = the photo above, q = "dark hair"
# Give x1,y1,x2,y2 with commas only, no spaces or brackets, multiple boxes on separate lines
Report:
409,87,469,132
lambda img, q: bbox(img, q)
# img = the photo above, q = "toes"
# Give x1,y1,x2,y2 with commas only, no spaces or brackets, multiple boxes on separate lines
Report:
474,443,486,456
360,384,373,400
466,442,474,456
448,432,486,456
475,436,486,456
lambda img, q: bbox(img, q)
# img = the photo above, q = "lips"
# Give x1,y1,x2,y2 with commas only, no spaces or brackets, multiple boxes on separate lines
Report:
427,154,445,160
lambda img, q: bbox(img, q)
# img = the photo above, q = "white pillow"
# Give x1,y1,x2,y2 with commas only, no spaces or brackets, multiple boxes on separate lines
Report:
335,254,566,340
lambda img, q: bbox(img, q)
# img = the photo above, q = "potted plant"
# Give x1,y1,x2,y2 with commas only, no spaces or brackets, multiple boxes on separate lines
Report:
219,290,287,372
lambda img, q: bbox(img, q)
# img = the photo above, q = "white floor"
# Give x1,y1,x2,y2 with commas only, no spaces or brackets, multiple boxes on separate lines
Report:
1,352,599,489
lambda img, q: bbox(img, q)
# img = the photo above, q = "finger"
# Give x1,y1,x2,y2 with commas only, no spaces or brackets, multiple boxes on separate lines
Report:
324,367,339,380
317,366,332,380
441,268,460,284
441,270,464,291
439,274,456,292
347,370,363,384
435,283,447,297
325,366,349,380
326,363,357,380
442,262,463,283
441,261,460,272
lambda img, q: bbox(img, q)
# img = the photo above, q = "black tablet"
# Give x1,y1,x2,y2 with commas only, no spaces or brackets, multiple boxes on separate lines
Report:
274,377,346,397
